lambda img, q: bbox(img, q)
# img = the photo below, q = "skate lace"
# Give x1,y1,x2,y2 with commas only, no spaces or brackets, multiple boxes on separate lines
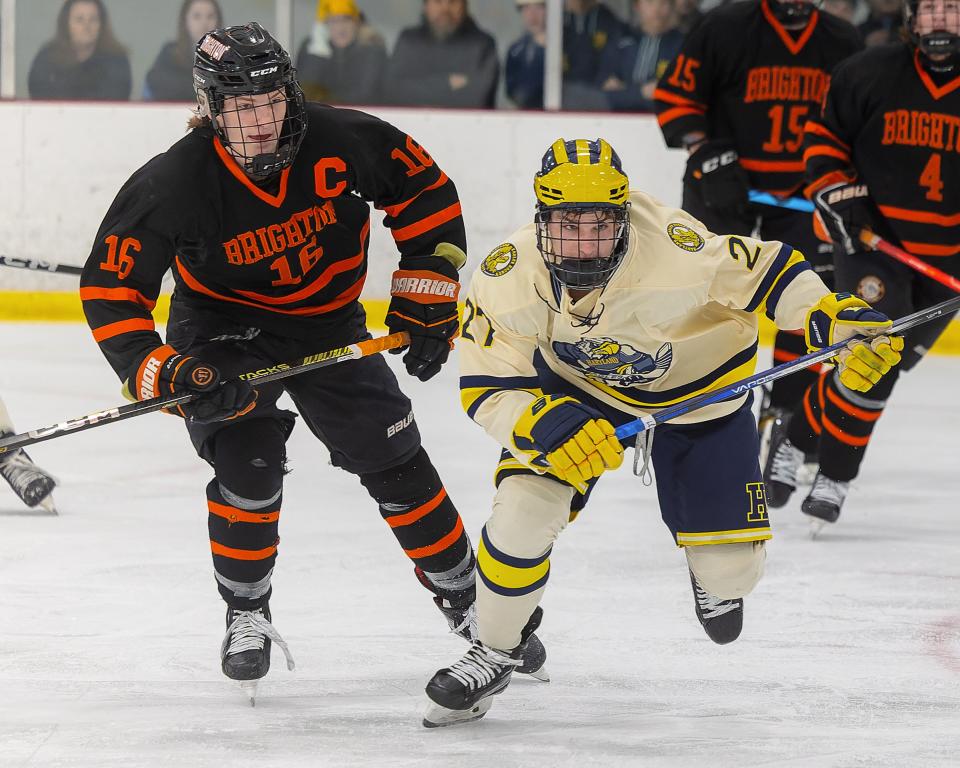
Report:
693,581,740,620
0,450,54,500
448,643,520,691
768,438,803,484
446,602,477,640
220,609,296,671
810,474,848,506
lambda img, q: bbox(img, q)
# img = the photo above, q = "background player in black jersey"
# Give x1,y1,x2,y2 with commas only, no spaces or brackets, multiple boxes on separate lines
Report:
764,0,960,526
79,22,544,699
653,0,862,466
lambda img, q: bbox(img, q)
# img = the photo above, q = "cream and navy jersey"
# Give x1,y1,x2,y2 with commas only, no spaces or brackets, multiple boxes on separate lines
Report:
81,103,465,380
654,0,861,195
459,190,830,463
803,43,960,259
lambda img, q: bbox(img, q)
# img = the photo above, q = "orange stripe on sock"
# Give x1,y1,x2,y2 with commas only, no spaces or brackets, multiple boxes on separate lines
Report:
826,387,882,422
773,348,800,363
210,540,278,560
822,415,870,447
208,500,280,524
817,372,826,410
803,386,822,435
404,516,464,559
385,488,448,528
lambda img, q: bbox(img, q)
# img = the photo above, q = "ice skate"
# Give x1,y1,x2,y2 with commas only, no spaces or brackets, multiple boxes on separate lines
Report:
0,441,58,514
220,602,294,705
423,640,523,728
762,412,804,509
802,472,849,537
689,570,743,645
417,567,549,681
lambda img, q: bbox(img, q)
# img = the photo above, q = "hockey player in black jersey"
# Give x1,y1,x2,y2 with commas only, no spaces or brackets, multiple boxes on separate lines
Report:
80,22,544,700
653,0,862,463
765,0,960,526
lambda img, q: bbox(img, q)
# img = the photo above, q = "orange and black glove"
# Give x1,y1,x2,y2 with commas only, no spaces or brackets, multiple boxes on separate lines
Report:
385,249,463,382
128,345,257,424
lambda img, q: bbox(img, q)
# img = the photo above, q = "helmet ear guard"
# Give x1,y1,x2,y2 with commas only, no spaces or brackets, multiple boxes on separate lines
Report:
533,138,631,291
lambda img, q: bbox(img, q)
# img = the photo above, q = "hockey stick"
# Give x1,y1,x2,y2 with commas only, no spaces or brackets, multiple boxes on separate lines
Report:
0,332,410,454
0,254,84,276
858,231,960,293
748,190,815,214
614,295,960,440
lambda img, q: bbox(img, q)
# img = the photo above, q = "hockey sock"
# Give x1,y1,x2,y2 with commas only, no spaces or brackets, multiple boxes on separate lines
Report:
208,419,287,609
768,330,820,408
787,370,829,456
361,447,474,604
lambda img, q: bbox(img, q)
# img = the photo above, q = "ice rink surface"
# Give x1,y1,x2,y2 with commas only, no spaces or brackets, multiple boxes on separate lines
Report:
1,323,958,768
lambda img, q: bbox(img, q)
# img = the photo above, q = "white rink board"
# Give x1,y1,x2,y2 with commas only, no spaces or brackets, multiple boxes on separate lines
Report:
0,323,959,767
0,103,685,294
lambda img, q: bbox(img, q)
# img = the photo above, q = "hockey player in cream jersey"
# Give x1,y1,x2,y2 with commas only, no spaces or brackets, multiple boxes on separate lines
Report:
421,138,904,728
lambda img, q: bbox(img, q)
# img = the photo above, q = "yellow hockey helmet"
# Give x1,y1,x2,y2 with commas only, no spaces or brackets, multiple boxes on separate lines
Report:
534,138,629,209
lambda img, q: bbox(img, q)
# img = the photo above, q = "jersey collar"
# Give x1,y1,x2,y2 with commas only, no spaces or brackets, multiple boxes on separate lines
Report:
213,136,290,208
913,48,960,100
761,0,819,56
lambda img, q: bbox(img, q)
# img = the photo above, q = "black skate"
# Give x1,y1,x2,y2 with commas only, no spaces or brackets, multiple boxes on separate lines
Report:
762,412,804,509
689,570,743,645
220,602,295,705
0,440,57,513
423,641,524,727
416,566,549,681
802,471,849,536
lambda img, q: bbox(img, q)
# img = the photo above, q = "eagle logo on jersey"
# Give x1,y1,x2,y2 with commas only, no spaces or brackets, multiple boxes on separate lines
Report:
481,243,518,277
553,337,673,386
667,223,704,252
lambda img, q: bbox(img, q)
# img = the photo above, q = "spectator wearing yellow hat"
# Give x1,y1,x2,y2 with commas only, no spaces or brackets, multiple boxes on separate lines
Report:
295,0,387,105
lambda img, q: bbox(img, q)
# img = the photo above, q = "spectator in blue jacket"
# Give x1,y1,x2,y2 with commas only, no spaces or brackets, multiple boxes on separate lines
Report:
505,0,546,109
597,0,684,112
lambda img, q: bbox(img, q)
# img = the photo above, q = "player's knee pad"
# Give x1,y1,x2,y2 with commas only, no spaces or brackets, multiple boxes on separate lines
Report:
685,541,766,600
212,418,287,509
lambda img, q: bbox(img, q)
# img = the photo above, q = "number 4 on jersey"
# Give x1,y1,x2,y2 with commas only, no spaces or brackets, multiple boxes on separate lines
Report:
919,153,944,202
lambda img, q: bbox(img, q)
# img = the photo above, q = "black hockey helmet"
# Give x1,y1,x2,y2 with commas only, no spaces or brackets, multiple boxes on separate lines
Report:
767,0,818,25
904,0,960,72
193,22,307,179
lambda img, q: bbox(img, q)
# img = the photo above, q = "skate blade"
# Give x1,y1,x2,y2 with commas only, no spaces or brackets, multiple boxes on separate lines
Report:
422,696,494,728
239,680,259,707
37,495,58,515
519,664,549,682
807,516,828,539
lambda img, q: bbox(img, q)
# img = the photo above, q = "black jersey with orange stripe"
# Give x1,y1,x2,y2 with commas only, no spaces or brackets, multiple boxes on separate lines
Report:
654,0,861,195
803,43,960,260
81,102,466,381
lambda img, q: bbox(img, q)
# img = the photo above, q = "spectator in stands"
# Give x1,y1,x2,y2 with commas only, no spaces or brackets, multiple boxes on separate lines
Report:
562,0,629,109
821,0,857,23
506,0,547,109
674,0,702,34
145,0,223,101
295,0,387,105
386,0,499,109
28,0,131,100
597,0,684,112
859,0,904,46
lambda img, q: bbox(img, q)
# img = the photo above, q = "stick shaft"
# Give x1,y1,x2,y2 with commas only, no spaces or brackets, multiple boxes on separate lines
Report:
614,295,960,439
748,190,815,214
0,255,84,276
0,332,410,453
859,231,960,293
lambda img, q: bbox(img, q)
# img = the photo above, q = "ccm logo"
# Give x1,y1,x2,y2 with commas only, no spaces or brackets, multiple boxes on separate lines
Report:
251,66,279,77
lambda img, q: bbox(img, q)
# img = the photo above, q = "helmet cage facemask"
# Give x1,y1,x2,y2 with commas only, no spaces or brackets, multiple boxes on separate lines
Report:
534,204,631,290
905,0,960,72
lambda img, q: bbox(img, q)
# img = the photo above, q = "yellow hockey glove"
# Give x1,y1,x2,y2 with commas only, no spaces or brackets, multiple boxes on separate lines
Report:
512,395,624,493
805,292,893,349
836,335,904,392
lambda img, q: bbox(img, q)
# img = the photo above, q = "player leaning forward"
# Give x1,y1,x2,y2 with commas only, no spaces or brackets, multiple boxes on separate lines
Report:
422,138,903,727
79,23,543,696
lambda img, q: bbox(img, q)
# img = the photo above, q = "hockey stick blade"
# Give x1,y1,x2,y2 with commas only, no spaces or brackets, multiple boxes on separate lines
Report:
0,254,85,276
0,332,410,453
614,295,960,440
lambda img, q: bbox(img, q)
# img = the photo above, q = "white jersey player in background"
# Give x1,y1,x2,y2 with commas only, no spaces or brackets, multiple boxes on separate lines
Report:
421,138,904,727
0,396,57,513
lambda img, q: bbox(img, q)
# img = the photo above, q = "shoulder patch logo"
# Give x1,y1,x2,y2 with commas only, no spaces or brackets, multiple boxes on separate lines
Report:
482,244,518,277
667,223,704,252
